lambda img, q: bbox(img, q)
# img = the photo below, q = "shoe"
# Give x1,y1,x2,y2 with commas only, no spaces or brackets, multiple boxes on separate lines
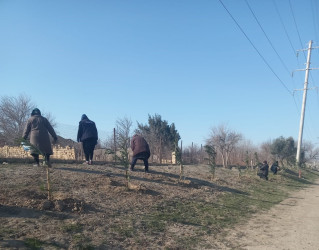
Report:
89,160,93,165
47,161,52,168
33,164,40,167
83,161,89,165
145,169,150,173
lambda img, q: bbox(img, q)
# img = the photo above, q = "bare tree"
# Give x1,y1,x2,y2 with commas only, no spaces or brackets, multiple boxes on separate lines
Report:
300,141,319,165
182,143,202,164
259,140,273,163
206,124,242,168
0,94,57,145
232,139,258,168
0,94,34,145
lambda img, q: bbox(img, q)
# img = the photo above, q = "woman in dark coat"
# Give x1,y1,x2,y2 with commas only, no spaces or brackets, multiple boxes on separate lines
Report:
258,160,269,180
130,134,150,172
271,161,280,174
23,108,57,167
77,114,98,165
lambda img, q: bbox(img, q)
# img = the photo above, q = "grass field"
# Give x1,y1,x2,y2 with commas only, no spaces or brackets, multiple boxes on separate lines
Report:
0,162,318,249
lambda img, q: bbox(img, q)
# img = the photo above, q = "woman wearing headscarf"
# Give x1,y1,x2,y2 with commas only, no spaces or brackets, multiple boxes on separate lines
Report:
23,108,58,167
77,114,98,165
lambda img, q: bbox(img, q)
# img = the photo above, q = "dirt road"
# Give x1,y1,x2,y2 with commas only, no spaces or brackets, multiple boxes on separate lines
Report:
216,179,319,250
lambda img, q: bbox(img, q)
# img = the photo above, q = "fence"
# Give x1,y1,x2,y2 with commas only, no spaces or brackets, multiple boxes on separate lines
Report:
0,145,176,164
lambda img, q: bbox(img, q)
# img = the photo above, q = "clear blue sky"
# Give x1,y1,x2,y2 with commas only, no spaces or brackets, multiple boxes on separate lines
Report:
1,0,319,148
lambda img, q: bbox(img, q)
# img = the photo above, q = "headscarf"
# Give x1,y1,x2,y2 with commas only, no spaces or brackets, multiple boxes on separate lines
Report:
31,108,41,116
81,114,88,120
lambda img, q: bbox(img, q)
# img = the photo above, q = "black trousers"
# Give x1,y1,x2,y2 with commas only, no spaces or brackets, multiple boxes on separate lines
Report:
131,152,150,171
31,153,50,164
257,172,268,180
82,138,97,161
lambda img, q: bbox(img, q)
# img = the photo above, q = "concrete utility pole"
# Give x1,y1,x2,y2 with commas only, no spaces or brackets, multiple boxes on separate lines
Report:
295,40,319,167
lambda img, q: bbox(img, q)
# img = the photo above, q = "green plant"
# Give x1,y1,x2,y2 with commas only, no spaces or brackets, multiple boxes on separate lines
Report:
61,222,83,233
24,238,43,250
174,143,184,181
204,144,217,179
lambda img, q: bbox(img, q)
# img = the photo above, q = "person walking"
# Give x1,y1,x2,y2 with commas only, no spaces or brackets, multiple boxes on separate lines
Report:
77,114,98,165
130,134,151,172
23,108,58,167
271,161,280,174
257,160,269,180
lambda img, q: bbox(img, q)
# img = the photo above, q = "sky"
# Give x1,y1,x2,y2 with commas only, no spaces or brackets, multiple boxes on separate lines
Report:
1,0,319,148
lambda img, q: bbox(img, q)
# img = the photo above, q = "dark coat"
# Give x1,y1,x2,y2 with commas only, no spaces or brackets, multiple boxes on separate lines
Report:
260,163,269,176
130,134,150,157
23,115,57,155
77,118,98,142
271,162,279,174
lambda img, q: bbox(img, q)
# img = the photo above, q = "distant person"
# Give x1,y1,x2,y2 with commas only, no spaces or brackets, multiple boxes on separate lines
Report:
130,134,150,172
77,114,98,165
23,108,58,167
271,161,280,174
257,160,269,180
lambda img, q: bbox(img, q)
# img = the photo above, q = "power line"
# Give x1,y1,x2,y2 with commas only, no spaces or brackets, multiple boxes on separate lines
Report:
245,0,292,77
289,0,307,60
218,0,293,96
311,0,319,44
272,0,296,56
289,0,318,97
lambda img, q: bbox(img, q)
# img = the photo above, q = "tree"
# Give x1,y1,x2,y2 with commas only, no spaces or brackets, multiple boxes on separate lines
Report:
299,141,319,166
114,117,133,185
206,124,242,168
0,94,57,145
136,114,180,164
182,143,202,164
204,144,217,179
270,136,296,166
0,94,34,145
115,117,132,168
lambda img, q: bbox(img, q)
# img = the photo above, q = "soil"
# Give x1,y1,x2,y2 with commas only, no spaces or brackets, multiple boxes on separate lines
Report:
1,162,319,249
212,179,319,250
0,162,232,249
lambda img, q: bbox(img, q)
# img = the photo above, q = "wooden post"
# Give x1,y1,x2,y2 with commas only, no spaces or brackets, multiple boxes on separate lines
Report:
179,140,183,180
113,128,116,164
46,167,52,200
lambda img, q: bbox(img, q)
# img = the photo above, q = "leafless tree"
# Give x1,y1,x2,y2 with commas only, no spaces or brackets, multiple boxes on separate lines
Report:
182,143,203,164
301,141,319,165
231,139,258,168
0,94,34,145
259,140,273,163
0,94,57,145
206,124,242,168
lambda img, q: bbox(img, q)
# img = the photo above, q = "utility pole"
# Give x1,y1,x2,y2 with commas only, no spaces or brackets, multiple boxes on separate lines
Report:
295,40,319,170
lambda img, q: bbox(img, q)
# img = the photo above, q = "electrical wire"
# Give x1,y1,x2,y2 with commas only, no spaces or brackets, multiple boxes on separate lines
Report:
220,0,317,145
289,0,307,60
218,0,293,96
245,0,292,77
272,0,296,56
311,0,319,45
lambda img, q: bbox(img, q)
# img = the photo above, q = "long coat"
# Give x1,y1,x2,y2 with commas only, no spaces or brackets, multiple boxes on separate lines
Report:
260,163,269,177
23,115,57,155
130,134,150,157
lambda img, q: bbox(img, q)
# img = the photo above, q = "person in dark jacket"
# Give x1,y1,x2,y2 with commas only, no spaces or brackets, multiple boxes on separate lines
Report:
130,134,151,172
23,108,57,167
77,114,98,165
257,160,269,180
271,161,280,174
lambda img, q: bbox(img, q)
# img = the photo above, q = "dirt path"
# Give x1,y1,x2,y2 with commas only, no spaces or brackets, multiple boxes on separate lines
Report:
216,179,319,250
